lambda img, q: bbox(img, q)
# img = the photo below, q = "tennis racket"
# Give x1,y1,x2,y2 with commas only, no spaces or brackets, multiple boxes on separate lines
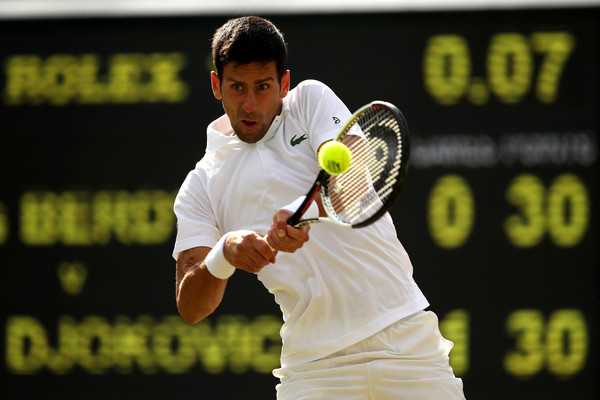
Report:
288,101,410,228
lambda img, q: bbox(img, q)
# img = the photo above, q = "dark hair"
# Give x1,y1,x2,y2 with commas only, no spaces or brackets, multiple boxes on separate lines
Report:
211,16,288,82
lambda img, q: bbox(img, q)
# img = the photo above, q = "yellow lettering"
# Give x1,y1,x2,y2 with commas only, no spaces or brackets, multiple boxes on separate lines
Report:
113,315,157,374
547,174,589,247
42,54,80,106
58,191,92,245
423,31,575,106
20,190,176,246
530,32,576,103
505,174,589,248
546,309,588,379
20,191,58,245
78,316,113,374
4,53,189,105
130,190,177,245
146,53,189,102
194,319,227,374
250,315,283,374
153,316,196,374
108,53,145,103
6,316,49,374
77,54,105,104
439,309,469,377
504,309,589,379
488,33,533,104
4,314,282,375
428,174,475,248
423,35,471,105
47,316,78,374
504,174,546,248
504,309,545,378
217,315,252,374
4,55,44,105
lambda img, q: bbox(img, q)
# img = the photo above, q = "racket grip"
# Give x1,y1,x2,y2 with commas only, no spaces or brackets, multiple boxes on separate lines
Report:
287,210,303,227
285,195,319,227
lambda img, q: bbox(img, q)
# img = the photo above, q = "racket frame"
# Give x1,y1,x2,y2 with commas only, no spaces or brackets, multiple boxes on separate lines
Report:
287,101,409,229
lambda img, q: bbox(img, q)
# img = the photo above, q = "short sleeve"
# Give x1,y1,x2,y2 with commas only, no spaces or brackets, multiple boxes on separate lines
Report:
172,164,221,259
292,80,353,154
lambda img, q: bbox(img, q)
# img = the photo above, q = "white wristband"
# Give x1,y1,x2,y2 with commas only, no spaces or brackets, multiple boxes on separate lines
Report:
205,233,236,279
282,196,319,220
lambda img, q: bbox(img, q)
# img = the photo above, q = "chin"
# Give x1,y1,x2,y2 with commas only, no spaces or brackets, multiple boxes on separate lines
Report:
234,126,267,143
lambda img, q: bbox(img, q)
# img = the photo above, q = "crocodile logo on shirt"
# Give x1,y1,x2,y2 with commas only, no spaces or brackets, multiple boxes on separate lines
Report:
290,134,308,147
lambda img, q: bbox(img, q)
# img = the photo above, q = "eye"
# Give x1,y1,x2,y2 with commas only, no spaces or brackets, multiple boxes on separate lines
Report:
231,83,243,91
258,83,270,90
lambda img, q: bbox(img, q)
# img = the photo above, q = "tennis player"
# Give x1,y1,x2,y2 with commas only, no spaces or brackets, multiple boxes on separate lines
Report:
173,16,466,399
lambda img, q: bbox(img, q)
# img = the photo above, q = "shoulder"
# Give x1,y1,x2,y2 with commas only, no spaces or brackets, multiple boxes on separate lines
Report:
296,79,330,90
283,80,352,150
290,79,336,101
177,160,208,198
285,79,345,120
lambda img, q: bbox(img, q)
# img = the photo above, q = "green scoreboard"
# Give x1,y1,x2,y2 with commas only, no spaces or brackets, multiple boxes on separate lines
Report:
1,7,597,399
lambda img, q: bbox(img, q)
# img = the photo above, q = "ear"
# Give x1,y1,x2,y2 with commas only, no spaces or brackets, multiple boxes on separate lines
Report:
280,70,291,98
211,71,222,100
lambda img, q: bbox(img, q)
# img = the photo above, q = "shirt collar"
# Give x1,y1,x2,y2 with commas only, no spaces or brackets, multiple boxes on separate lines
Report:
206,97,291,153
205,114,240,154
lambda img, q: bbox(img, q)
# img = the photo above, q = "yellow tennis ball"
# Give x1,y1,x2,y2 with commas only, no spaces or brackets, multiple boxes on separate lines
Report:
318,141,352,175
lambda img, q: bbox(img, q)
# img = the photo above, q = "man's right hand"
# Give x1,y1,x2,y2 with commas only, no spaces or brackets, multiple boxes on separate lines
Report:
266,209,311,254
224,230,277,274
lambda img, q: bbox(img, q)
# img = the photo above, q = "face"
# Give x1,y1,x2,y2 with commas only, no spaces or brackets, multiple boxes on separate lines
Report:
211,61,290,143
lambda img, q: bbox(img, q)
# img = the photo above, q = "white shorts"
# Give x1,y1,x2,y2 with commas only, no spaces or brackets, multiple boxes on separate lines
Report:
275,311,466,400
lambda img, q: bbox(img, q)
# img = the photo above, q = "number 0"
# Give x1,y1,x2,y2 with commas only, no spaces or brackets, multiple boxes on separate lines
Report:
428,175,475,248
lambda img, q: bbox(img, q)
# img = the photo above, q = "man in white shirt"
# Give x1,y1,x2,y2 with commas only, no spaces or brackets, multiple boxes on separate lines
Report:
173,15,466,399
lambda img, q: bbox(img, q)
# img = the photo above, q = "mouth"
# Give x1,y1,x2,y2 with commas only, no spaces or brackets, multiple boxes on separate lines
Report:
235,118,266,143
242,119,258,127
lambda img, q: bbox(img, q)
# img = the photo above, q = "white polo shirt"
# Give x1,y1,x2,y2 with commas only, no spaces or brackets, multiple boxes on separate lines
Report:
173,80,429,369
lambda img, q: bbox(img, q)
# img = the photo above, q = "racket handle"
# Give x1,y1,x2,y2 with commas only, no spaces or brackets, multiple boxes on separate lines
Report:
287,209,304,227
286,193,320,226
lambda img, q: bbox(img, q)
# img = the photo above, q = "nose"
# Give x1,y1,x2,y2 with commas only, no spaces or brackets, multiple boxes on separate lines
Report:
242,90,257,114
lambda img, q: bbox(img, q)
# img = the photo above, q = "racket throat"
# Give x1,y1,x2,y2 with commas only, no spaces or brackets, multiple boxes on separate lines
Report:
287,171,328,226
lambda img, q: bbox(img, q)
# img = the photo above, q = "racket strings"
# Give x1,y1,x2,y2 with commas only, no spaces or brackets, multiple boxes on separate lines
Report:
328,107,404,224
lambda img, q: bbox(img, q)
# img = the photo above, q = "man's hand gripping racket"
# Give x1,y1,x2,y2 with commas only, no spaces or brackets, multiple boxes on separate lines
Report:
289,101,410,229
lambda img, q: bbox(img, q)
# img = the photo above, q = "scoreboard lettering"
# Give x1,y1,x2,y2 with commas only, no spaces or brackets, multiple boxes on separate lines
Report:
423,31,576,105
4,52,188,105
